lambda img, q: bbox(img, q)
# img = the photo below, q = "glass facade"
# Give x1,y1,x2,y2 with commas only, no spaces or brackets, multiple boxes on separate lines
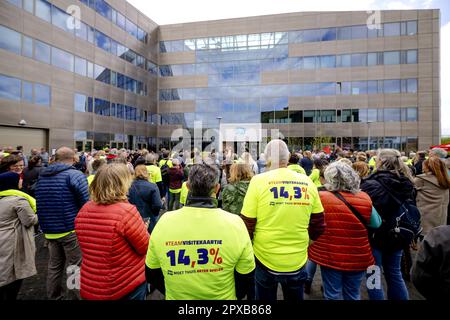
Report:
0,74,50,106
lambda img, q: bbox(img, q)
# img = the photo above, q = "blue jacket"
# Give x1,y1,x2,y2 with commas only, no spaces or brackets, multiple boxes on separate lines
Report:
128,179,162,219
35,163,89,234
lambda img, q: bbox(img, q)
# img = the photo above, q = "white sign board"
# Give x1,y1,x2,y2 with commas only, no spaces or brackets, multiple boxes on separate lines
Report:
220,123,262,142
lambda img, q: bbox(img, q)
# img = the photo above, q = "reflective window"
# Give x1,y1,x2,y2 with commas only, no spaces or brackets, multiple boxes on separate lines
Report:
75,21,88,41
320,110,336,122
337,26,352,40
95,0,112,20
320,55,336,68
34,40,50,64
352,81,367,95
407,21,417,35
34,83,50,106
303,56,317,69
367,108,378,122
407,78,417,93
367,80,378,94
319,28,336,41
406,107,418,121
0,25,21,55
51,47,74,72
94,98,110,116
352,25,368,39
125,18,138,37
74,93,87,112
0,74,21,101
94,64,110,84
340,109,352,122
35,0,51,22
383,79,401,93
318,82,336,95
116,12,126,30
384,22,401,36
7,0,21,8
22,36,33,58
87,26,94,44
337,54,351,67
368,52,377,66
87,61,94,78
351,53,367,67
22,81,33,103
384,108,401,121
74,56,87,76
24,0,34,13
407,50,417,64
95,31,111,52
52,5,73,33
303,110,317,123
302,29,321,43
384,51,400,65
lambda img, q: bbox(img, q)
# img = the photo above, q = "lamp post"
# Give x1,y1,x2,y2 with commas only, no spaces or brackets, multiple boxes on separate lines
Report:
216,116,223,156
367,120,372,150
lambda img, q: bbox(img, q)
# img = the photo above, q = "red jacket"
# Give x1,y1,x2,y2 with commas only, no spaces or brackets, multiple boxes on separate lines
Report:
168,166,184,190
308,191,374,271
75,201,149,300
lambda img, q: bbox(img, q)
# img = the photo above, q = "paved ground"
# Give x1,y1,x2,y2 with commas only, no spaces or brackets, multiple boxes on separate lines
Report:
17,233,424,300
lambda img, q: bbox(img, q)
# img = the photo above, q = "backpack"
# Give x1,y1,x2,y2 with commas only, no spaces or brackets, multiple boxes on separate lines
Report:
371,179,422,251
160,160,170,184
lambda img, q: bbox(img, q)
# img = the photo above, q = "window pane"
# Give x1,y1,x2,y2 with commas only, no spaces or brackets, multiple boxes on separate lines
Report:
94,98,110,116
94,64,110,84
74,56,87,76
352,81,367,95
52,5,73,33
384,22,400,36
384,51,400,65
319,28,336,41
95,0,112,20
34,83,50,105
22,81,33,102
24,0,33,13
351,53,367,67
75,21,87,40
51,47,74,72
126,19,138,37
337,26,352,40
74,93,87,112
367,80,378,94
320,55,336,68
384,79,401,93
384,108,401,121
0,25,21,55
35,0,51,23
95,31,111,52
22,36,33,57
337,54,351,67
87,26,94,43
407,50,417,64
341,109,352,122
34,40,50,64
367,109,378,122
87,61,94,78
352,25,368,39
407,21,417,35
320,110,336,123
407,78,417,93
303,56,316,69
407,107,418,121
302,29,321,43
368,52,377,66
303,110,316,123
7,0,21,8
0,74,21,101
117,12,126,30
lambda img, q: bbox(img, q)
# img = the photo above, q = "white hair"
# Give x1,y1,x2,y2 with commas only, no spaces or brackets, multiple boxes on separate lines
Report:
324,161,361,194
264,139,290,168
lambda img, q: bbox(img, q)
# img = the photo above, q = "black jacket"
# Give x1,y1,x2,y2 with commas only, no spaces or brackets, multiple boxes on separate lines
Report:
361,170,416,222
412,225,450,300
22,165,42,197
128,179,162,218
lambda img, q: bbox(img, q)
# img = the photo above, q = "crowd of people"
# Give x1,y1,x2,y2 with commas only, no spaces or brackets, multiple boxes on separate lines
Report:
0,141,449,300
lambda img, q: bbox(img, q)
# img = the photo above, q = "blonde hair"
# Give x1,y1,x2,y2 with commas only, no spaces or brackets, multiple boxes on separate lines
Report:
90,164,132,205
229,163,254,183
377,148,414,181
352,161,370,178
134,164,149,180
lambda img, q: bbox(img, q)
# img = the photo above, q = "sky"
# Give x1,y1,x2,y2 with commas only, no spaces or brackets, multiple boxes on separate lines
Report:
128,0,450,136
